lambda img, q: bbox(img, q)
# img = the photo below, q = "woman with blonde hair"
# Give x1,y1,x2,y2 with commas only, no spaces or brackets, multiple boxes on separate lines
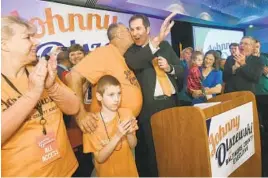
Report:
1,16,80,176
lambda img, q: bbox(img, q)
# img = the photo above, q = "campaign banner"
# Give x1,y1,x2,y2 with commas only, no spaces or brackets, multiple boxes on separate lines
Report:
2,0,170,57
193,26,244,58
207,102,255,177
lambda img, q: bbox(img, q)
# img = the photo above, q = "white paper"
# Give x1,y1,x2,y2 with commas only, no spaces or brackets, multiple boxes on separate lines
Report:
194,102,221,109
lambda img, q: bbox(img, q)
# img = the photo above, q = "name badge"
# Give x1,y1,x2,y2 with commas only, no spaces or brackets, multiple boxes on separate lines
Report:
36,132,61,166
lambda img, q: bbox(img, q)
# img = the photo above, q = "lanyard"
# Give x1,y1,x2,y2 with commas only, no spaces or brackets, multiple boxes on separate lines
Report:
100,112,122,151
1,69,47,135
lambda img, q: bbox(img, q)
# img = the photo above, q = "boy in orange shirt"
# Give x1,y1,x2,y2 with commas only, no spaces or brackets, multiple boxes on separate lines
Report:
83,75,139,177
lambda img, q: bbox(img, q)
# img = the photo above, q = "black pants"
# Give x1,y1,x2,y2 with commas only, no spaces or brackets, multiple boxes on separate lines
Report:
135,95,177,177
256,95,268,177
72,146,94,177
256,95,268,130
136,119,158,177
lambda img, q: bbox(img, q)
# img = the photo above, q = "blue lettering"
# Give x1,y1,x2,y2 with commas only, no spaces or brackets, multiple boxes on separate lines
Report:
216,143,227,167
37,42,64,57
91,43,101,49
37,40,106,56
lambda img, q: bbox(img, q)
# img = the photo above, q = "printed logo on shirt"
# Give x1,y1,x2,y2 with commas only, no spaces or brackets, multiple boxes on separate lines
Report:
124,70,140,88
1,95,22,111
1,95,59,119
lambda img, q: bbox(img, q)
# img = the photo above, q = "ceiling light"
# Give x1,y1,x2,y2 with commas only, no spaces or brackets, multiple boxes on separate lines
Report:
166,3,188,15
198,12,213,21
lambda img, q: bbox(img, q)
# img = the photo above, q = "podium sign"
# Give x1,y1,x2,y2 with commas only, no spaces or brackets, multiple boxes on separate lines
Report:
207,102,255,177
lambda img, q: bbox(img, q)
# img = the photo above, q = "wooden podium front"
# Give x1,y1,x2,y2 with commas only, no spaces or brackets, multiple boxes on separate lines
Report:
151,91,261,177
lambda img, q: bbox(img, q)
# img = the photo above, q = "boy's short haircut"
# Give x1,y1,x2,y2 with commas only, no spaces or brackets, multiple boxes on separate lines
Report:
68,44,85,54
191,51,203,61
97,75,121,95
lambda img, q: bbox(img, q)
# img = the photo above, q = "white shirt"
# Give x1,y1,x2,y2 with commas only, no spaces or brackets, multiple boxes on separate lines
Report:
144,41,176,97
57,64,69,71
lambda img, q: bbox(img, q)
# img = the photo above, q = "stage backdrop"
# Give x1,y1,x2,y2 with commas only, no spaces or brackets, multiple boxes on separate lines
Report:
193,26,244,58
2,0,171,57
246,27,268,53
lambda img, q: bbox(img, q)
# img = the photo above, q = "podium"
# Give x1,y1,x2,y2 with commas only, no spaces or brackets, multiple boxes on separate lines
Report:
151,91,261,177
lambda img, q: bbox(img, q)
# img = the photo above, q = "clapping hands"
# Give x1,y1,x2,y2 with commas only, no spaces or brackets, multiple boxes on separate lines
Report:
116,117,138,138
28,55,57,96
234,53,246,66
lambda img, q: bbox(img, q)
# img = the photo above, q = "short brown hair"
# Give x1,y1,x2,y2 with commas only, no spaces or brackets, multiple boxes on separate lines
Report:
229,43,239,49
96,75,121,95
68,44,85,54
129,14,150,28
107,23,122,41
57,51,69,64
203,50,221,70
107,22,124,41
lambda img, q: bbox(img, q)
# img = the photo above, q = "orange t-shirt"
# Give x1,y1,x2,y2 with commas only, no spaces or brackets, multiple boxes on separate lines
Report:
1,71,78,177
73,44,143,117
83,108,138,177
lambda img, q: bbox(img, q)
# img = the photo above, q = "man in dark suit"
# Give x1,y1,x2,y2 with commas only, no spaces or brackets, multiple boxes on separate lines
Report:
223,36,263,93
124,13,183,177
253,39,268,95
57,51,72,84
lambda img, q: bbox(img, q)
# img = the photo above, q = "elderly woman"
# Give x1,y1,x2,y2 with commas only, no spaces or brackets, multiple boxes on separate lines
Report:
191,50,223,104
1,16,80,176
